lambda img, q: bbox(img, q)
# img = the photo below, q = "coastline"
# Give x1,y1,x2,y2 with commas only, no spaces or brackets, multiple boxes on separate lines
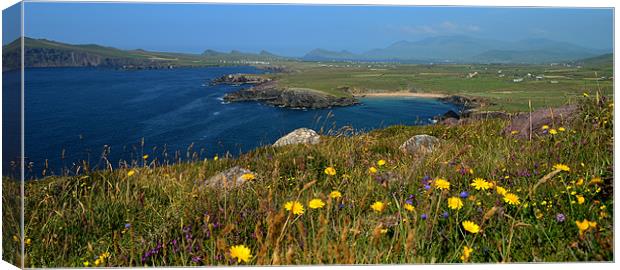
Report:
354,92,447,98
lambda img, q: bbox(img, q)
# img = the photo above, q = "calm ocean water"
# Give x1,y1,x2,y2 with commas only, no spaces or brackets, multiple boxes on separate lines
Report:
13,66,456,177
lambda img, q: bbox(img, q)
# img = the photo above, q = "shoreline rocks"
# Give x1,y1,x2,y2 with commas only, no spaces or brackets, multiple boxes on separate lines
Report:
438,95,495,110
211,73,271,85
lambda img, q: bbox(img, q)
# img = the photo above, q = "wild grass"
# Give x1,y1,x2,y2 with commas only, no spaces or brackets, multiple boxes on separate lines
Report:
3,94,613,267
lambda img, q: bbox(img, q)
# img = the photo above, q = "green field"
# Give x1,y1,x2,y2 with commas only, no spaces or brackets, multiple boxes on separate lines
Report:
263,57,613,111
3,95,613,266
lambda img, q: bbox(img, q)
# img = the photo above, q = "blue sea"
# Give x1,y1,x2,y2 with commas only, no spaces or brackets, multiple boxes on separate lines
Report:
6,66,457,177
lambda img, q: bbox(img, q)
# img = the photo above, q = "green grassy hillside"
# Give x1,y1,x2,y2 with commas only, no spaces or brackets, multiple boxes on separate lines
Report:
265,59,613,111
3,94,613,267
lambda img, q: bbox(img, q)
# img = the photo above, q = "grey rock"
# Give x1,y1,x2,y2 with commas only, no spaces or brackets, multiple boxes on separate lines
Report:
204,166,255,189
399,135,440,156
273,128,320,147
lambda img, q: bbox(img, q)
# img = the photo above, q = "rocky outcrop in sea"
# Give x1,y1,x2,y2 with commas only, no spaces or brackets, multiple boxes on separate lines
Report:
222,81,359,109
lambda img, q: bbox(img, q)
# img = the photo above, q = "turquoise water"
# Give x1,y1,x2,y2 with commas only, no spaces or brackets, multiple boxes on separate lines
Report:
16,66,456,177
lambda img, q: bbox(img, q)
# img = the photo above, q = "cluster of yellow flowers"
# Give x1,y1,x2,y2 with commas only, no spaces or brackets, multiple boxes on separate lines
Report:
284,190,343,215
575,219,597,236
84,252,110,267
460,246,473,262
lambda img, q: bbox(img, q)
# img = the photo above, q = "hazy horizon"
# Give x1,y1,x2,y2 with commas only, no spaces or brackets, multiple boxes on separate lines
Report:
6,3,615,57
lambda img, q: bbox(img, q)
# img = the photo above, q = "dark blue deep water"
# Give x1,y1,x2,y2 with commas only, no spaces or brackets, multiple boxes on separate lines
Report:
19,66,456,176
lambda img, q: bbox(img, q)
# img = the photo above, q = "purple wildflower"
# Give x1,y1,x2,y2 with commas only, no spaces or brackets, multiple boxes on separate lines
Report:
424,184,431,190
556,213,566,223
442,211,449,219
191,256,202,263
421,214,428,220
422,175,431,182
125,223,131,229
459,191,469,199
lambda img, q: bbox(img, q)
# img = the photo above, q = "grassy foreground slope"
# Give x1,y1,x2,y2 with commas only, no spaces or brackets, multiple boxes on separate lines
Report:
266,55,613,111
4,95,612,267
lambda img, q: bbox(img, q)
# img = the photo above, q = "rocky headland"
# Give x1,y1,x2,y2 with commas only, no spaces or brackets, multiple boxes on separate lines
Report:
222,81,359,109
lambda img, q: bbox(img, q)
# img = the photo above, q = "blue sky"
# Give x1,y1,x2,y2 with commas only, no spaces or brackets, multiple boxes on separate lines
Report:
18,3,614,56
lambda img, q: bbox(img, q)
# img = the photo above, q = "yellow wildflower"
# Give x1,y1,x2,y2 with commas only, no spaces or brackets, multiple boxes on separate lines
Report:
549,129,558,135
380,228,388,234
588,221,597,229
460,246,473,262
433,178,450,190
496,186,508,196
541,125,549,130
471,178,492,191
510,130,519,135
308,199,325,209
329,190,342,199
377,159,386,166
462,220,480,234
503,193,521,206
583,92,589,97
447,197,463,210
553,164,570,172
213,155,219,161
25,238,31,246
83,261,90,267
575,219,591,236
230,244,252,263
324,166,336,176
142,154,149,160
558,127,566,132
404,204,415,212
576,178,584,186
368,166,378,174
576,195,585,204
590,177,603,185
284,201,305,215
241,173,255,181
127,170,136,177
371,201,385,213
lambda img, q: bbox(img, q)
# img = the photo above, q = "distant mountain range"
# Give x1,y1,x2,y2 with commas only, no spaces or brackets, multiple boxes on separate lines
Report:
1,36,612,70
303,35,611,64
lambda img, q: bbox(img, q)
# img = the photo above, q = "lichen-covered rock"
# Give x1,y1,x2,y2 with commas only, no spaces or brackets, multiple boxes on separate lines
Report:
273,128,320,147
203,166,255,189
399,135,440,156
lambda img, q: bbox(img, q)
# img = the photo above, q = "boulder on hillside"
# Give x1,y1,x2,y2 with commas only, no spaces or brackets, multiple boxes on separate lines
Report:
203,166,256,189
502,104,578,139
399,134,440,157
273,128,320,147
